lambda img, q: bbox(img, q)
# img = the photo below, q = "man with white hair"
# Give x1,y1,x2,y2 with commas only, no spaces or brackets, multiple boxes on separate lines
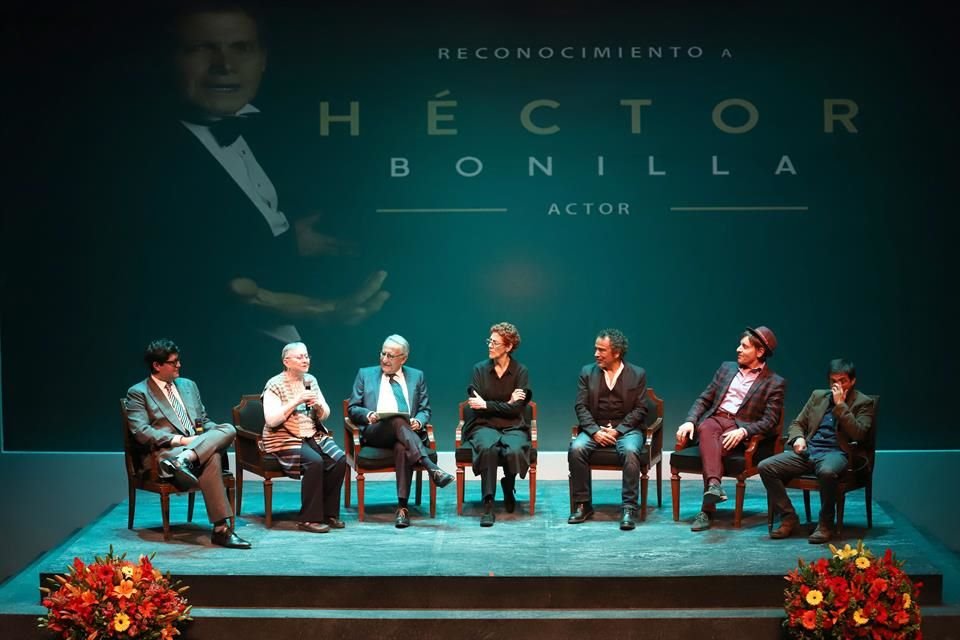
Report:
348,335,454,528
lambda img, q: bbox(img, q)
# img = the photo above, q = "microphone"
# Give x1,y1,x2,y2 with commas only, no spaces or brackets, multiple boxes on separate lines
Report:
522,388,533,402
303,379,314,411
466,385,478,398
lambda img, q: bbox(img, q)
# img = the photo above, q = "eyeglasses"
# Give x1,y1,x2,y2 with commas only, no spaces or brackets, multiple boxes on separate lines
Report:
286,354,311,361
162,358,181,366
380,351,404,360
486,339,504,348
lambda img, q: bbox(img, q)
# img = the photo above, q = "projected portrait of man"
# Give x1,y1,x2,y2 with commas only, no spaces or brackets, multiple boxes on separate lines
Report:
142,0,389,337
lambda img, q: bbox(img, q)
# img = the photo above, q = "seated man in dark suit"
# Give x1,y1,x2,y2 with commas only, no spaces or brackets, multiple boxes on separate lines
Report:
760,358,875,543
568,328,648,530
347,335,454,528
675,326,786,531
124,339,251,548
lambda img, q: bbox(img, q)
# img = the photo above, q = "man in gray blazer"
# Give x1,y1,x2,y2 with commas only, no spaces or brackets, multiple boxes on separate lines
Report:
124,339,250,549
568,329,649,530
347,335,454,528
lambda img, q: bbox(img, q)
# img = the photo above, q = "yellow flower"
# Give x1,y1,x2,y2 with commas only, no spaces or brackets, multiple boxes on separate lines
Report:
805,589,824,606
853,609,869,626
855,556,871,569
829,543,858,560
113,579,137,599
121,564,135,579
113,612,131,632
903,593,912,609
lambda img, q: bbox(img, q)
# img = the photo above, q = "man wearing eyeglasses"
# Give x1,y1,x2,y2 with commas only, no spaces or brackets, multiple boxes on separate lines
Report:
347,335,454,528
124,339,251,549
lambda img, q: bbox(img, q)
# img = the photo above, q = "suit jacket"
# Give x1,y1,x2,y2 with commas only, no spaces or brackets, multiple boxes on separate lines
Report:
685,361,786,437
347,365,431,431
124,376,218,474
786,388,874,448
575,362,648,436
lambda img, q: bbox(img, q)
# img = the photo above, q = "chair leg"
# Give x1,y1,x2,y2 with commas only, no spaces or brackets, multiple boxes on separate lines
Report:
187,492,196,523
837,493,846,535
529,465,536,516
456,466,465,516
161,493,171,541
344,462,352,508
865,484,873,528
568,473,574,513
415,469,423,506
264,479,273,528
429,474,437,518
803,490,812,523
236,469,244,515
670,468,681,521
656,460,663,508
640,470,649,522
767,493,774,532
357,472,366,522
734,479,746,528
128,483,136,530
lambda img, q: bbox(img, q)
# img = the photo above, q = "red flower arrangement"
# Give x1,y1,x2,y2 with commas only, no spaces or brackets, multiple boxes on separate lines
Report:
784,540,922,639
39,547,191,639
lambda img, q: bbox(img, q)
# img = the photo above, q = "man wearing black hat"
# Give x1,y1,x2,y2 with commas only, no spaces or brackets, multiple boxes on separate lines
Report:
675,326,786,531
759,358,874,543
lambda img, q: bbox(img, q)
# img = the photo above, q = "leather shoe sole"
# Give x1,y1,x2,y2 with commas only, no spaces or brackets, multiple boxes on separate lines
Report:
432,470,454,488
160,457,199,491
702,485,727,506
297,522,331,534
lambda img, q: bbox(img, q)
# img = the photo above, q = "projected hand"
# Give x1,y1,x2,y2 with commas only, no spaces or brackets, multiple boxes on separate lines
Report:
676,422,695,443
467,393,487,410
295,213,356,257
592,427,618,446
229,270,390,325
831,382,845,405
793,437,807,454
722,427,747,451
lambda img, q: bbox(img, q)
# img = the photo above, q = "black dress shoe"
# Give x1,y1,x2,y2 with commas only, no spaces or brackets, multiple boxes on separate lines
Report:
431,469,454,488
297,521,330,534
501,477,517,513
160,455,199,491
395,507,410,529
480,502,495,527
325,517,346,529
703,483,727,506
211,527,252,548
620,507,637,531
567,502,594,524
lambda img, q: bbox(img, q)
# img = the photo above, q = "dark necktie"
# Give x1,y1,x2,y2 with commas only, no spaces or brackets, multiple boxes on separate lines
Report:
165,382,195,434
388,374,409,413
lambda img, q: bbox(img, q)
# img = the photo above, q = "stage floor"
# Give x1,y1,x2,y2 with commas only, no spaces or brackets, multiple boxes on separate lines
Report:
3,480,960,638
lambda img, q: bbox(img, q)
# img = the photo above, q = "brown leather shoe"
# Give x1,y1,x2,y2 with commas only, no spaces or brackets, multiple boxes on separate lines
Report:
808,523,835,544
297,521,330,534
770,513,800,539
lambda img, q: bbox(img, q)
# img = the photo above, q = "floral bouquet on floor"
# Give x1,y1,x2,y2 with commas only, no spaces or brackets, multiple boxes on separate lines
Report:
39,547,191,639
783,539,922,639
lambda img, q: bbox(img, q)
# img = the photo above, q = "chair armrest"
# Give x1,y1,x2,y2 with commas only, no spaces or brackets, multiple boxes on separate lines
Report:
571,425,580,440
455,420,464,448
645,417,664,455
235,428,264,463
530,417,538,448
425,423,436,449
343,416,362,457
741,433,765,469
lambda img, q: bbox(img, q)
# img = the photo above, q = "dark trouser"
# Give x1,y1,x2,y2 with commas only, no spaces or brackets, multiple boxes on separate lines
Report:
469,426,530,501
159,423,236,524
299,438,346,522
568,431,645,508
696,414,740,510
759,449,848,526
363,416,433,501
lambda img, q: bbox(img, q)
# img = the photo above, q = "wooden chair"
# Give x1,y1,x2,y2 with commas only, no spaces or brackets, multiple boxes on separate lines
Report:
121,399,235,541
567,388,664,521
454,401,538,515
766,396,879,535
342,399,437,520
670,409,784,528
231,394,287,528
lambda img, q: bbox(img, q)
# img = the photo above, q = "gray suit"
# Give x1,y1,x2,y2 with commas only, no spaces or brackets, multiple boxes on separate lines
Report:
347,365,432,500
124,376,236,523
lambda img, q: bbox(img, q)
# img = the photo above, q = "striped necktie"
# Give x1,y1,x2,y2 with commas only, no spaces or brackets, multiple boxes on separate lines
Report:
388,374,409,413
165,382,195,434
